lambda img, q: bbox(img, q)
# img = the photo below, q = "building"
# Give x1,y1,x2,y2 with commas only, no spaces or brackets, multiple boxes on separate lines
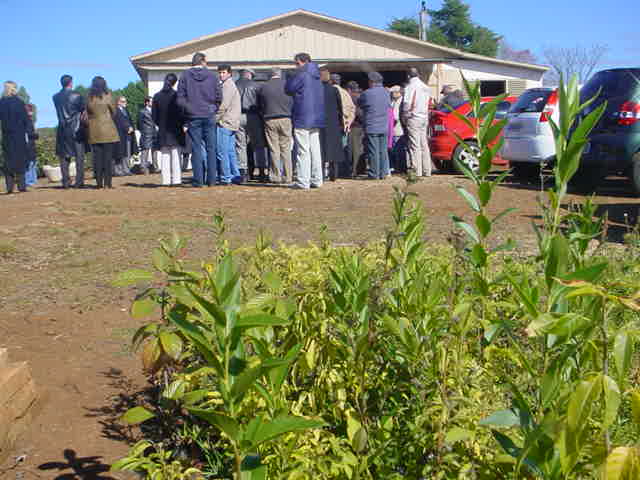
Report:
131,9,547,99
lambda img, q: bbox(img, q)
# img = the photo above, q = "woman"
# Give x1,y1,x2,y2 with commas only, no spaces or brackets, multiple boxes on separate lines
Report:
0,81,31,193
25,104,39,187
86,76,119,188
152,73,183,186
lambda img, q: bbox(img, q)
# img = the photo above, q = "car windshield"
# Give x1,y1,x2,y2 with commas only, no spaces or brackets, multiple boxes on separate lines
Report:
581,69,640,102
436,100,468,113
508,89,553,114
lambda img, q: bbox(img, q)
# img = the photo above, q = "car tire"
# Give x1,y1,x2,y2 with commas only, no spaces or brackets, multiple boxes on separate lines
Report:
631,151,640,196
453,141,480,173
569,165,606,194
511,162,541,182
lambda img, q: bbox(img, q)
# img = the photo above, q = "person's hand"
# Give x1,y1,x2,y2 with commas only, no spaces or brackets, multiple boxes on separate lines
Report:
128,127,133,134
183,126,188,133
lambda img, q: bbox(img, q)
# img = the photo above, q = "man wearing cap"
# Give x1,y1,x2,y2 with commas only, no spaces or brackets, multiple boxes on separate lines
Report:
357,71,390,180
402,67,432,177
437,84,465,111
236,68,267,182
258,67,293,183
330,73,355,177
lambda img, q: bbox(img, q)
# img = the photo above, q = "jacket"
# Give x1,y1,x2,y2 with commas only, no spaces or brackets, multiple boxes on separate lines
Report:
152,88,185,148
358,84,389,134
0,95,31,174
176,67,222,119
402,77,431,120
216,77,241,131
334,85,355,130
284,62,325,129
86,93,119,145
258,77,293,120
137,107,156,149
53,88,85,157
113,105,138,158
236,77,260,114
391,97,404,137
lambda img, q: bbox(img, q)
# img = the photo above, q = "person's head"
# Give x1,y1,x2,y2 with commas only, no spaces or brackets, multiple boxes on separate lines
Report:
2,81,17,98
390,85,402,100
441,84,455,95
218,64,232,82
89,76,108,99
241,69,254,80
346,80,360,93
270,67,282,79
117,96,127,108
319,66,330,83
60,74,73,89
407,67,419,79
192,52,207,67
293,53,311,67
329,73,341,86
368,71,383,87
163,73,178,91
143,96,152,108
25,103,34,117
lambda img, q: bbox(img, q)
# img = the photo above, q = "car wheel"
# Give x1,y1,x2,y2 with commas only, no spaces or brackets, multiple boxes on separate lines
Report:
569,165,606,194
511,162,541,182
453,141,480,173
631,151,640,196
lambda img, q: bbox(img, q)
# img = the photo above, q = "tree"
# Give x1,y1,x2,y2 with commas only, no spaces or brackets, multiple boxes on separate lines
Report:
16,85,37,124
387,17,420,39
543,44,609,85
497,39,538,64
112,81,147,125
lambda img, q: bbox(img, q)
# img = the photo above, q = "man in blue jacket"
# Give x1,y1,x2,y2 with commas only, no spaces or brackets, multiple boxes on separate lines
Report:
285,53,325,189
177,52,222,187
358,71,390,180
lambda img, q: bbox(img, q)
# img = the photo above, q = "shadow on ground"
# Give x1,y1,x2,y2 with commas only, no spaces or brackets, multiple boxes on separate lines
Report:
38,449,115,479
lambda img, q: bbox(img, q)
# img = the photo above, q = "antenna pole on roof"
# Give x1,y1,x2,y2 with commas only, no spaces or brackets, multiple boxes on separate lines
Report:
419,1,428,41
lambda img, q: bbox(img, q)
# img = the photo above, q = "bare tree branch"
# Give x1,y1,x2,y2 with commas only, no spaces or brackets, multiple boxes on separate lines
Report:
498,39,538,64
543,44,609,84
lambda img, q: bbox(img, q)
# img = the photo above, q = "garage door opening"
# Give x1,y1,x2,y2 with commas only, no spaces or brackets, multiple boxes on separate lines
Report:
480,80,507,97
336,70,409,90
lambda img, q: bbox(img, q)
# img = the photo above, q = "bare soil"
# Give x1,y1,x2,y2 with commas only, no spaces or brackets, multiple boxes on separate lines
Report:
1,171,639,479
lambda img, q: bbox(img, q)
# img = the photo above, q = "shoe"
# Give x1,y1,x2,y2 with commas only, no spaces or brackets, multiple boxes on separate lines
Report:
310,184,321,189
289,184,309,190
192,184,203,188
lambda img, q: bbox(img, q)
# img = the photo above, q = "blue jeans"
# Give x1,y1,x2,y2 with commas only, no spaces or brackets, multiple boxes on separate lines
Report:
365,133,389,179
188,117,217,186
25,159,37,186
216,125,237,184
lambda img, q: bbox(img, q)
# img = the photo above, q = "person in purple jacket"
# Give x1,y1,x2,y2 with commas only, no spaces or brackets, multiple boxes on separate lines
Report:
358,72,390,180
176,52,222,187
285,53,325,190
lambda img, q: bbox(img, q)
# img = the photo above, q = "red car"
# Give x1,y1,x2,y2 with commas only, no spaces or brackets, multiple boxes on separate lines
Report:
429,96,517,172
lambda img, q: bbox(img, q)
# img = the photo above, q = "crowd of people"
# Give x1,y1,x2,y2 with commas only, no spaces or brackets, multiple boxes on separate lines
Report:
1,51,444,194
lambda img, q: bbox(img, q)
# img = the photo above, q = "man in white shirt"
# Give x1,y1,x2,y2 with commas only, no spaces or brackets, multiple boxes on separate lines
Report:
402,67,432,177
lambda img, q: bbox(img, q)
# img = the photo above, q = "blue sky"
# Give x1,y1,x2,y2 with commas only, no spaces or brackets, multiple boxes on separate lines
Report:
1,0,637,127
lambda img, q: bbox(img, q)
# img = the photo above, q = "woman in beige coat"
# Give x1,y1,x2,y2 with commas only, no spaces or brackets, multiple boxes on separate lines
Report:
86,76,119,188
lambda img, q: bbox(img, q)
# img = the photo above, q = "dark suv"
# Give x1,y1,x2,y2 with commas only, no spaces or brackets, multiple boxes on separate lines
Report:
577,68,640,193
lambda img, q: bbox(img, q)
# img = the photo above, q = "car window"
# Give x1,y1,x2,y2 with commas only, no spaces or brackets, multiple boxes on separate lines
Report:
436,100,468,113
495,101,512,119
508,89,553,113
581,69,640,101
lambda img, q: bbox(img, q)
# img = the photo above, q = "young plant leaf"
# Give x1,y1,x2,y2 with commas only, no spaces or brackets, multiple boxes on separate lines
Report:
120,406,156,425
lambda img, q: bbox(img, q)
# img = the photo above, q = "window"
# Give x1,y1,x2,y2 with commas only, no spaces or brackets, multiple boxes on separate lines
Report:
480,80,506,97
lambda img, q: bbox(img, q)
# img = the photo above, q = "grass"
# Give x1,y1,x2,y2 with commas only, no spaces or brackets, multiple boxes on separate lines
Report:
0,241,18,258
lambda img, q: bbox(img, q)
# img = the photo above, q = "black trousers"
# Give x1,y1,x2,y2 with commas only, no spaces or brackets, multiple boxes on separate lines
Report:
3,167,26,193
60,141,86,187
91,142,114,188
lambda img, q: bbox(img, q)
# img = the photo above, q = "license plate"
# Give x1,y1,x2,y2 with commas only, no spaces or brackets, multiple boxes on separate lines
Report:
583,142,591,154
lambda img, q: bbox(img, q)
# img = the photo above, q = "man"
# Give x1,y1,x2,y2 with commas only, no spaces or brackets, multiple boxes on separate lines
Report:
177,52,221,187
235,69,266,182
113,96,136,176
402,67,432,177
319,67,343,181
258,67,293,184
345,81,365,177
329,73,355,178
52,74,86,188
216,64,241,185
358,72,390,180
285,52,325,190
437,84,465,111
137,96,155,174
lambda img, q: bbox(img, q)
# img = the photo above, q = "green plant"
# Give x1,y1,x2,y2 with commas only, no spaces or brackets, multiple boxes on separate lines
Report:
111,440,201,479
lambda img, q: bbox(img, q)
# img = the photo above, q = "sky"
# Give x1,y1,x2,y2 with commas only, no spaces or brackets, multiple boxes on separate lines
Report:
1,0,637,127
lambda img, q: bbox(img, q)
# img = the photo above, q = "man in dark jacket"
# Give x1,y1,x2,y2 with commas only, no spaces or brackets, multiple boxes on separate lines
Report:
235,69,266,182
259,68,293,183
113,96,136,176
358,72,390,180
285,53,325,190
52,74,86,188
137,96,155,174
1,81,30,193
176,52,222,187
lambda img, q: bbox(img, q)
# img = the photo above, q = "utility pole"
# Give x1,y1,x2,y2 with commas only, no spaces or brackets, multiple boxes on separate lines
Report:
419,1,429,41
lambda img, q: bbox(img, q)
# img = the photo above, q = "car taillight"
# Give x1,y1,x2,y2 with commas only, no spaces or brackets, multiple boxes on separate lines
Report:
616,101,640,126
432,117,446,133
539,90,558,123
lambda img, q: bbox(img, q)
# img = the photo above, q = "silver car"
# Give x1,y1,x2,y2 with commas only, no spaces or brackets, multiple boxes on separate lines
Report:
501,88,559,179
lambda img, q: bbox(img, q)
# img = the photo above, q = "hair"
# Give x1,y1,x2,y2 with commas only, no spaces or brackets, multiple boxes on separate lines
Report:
218,64,232,73
330,73,341,84
192,52,206,66
60,74,73,88
163,73,178,90
25,103,34,114
2,81,17,97
144,96,152,105
294,53,311,64
407,67,419,78
271,67,282,78
117,96,127,104
346,80,360,92
241,69,253,79
319,66,330,72
88,76,109,99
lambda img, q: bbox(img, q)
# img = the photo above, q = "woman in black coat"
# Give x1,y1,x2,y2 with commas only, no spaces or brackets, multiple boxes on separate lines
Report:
152,73,184,186
319,71,344,182
0,81,31,193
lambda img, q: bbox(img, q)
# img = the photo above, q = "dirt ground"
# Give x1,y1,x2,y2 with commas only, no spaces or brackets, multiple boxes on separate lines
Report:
1,170,639,479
